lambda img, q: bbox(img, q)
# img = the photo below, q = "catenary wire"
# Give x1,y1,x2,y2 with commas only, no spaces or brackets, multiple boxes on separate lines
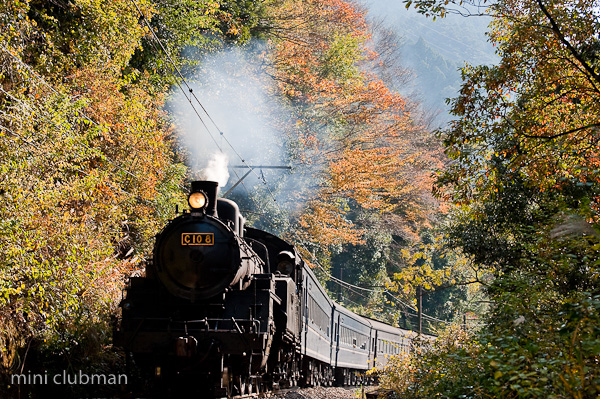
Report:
312,257,460,326
127,0,286,217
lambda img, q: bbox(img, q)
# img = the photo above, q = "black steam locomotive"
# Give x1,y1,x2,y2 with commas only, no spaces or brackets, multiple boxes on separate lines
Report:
114,181,427,397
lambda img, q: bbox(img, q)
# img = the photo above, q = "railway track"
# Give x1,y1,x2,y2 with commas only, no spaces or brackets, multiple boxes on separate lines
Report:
266,386,369,399
115,385,368,399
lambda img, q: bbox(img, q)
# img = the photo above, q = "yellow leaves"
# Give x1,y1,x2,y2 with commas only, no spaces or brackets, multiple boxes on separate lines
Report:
227,25,240,36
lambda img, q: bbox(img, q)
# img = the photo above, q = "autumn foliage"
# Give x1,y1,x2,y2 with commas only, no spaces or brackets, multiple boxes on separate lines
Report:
2,0,449,394
267,0,442,280
380,0,600,396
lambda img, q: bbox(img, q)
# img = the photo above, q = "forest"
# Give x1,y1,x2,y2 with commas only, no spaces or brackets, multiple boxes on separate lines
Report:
0,0,598,398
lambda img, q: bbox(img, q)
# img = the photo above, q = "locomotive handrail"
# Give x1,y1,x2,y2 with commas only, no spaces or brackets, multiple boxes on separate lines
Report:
123,316,263,334
243,238,270,273
232,317,244,334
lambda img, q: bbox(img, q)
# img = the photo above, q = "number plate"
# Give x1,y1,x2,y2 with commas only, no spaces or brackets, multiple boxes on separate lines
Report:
181,233,214,246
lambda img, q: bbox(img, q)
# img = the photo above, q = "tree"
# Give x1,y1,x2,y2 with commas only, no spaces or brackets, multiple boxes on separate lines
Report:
382,0,600,396
430,0,600,287
0,1,188,393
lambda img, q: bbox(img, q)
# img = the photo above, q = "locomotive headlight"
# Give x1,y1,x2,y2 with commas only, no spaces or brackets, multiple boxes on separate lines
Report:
188,191,208,210
276,251,296,275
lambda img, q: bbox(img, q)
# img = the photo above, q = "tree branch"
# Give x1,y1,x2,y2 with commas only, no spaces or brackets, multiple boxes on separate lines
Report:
520,122,600,140
536,0,600,93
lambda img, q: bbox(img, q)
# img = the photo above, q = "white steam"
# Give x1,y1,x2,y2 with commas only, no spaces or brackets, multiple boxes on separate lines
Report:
199,153,230,188
168,41,317,228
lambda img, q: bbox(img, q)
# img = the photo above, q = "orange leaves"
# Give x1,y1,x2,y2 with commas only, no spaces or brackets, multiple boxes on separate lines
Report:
270,0,370,98
268,0,441,254
67,65,175,203
296,199,364,248
329,146,413,210
325,0,369,39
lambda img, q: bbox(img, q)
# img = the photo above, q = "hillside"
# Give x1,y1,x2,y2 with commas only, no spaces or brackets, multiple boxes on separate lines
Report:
359,0,498,121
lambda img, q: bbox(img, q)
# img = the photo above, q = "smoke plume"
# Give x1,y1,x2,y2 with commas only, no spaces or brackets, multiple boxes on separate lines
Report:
198,153,230,188
169,42,289,193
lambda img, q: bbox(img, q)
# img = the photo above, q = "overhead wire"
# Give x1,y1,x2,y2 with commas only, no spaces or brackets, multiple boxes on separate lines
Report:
127,0,288,231
312,259,459,327
324,272,456,331
129,0,222,152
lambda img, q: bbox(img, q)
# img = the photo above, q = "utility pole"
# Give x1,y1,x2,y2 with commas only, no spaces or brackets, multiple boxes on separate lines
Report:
417,285,423,336
224,165,292,197
338,266,343,302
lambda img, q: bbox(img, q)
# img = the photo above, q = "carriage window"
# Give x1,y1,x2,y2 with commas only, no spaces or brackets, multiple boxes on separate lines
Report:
307,296,329,332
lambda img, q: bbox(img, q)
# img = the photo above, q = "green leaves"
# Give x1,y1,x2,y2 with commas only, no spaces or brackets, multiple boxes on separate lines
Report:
383,0,600,397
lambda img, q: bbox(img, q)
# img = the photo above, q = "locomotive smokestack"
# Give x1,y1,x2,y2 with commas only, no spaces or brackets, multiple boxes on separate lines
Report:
191,181,218,216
